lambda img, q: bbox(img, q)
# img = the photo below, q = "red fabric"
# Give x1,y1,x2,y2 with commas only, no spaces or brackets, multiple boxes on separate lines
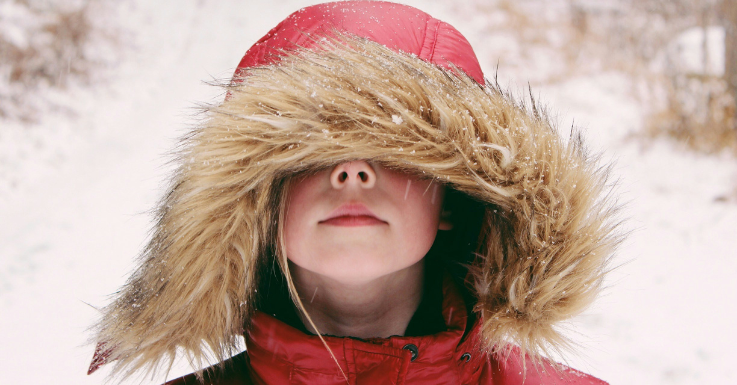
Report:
166,277,607,385
234,1,485,84
87,341,112,375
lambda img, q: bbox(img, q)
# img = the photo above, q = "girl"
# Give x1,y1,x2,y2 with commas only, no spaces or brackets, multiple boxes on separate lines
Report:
90,1,620,384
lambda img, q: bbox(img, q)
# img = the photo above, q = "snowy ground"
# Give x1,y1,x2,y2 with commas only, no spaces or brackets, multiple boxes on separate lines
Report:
1,1,736,384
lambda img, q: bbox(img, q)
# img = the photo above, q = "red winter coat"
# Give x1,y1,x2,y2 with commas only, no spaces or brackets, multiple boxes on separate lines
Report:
166,277,606,385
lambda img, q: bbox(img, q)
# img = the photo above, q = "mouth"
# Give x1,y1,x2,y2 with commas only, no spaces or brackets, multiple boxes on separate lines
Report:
319,203,387,227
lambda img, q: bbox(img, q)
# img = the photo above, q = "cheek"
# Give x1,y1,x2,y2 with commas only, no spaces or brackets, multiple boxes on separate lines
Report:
397,179,444,251
404,178,444,217
283,174,324,261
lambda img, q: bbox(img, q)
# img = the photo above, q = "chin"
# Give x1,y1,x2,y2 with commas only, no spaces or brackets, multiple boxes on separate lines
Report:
324,259,392,281
321,255,419,282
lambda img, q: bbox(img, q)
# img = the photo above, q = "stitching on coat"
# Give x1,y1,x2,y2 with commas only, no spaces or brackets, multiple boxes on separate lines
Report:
428,19,441,63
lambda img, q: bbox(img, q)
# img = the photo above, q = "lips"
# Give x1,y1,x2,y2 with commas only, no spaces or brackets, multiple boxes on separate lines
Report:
319,203,387,227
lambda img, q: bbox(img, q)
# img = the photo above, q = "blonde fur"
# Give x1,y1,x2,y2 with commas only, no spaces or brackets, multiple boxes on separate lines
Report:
92,37,621,380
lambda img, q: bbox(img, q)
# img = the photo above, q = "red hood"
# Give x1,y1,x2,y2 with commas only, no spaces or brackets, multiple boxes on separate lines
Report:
234,1,485,84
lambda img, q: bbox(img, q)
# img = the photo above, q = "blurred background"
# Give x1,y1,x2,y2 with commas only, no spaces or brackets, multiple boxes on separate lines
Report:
1,0,736,383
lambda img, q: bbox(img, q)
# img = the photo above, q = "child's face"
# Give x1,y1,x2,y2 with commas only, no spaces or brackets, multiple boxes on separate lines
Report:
284,161,448,285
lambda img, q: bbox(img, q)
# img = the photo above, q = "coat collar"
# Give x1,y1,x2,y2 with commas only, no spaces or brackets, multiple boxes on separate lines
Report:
245,275,484,384
163,273,609,385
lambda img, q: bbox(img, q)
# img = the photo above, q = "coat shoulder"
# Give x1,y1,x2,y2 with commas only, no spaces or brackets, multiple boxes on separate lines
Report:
486,354,609,385
164,351,252,385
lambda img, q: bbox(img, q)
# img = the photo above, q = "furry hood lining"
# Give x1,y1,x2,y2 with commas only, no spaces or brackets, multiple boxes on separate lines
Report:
92,37,620,378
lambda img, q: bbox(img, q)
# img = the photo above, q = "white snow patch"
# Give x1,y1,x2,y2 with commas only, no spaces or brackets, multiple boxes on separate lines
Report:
667,26,725,76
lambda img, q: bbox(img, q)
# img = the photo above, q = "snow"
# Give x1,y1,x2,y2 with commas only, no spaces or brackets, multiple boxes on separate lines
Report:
1,0,736,384
668,26,725,76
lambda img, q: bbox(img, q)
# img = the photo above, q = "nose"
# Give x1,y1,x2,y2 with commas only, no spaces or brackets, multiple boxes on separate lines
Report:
330,161,376,189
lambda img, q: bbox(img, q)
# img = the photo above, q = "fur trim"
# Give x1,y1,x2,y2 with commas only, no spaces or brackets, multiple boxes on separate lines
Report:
92,37,621,378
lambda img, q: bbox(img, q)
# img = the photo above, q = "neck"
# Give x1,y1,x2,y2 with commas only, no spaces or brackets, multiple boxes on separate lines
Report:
289,260,425,339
